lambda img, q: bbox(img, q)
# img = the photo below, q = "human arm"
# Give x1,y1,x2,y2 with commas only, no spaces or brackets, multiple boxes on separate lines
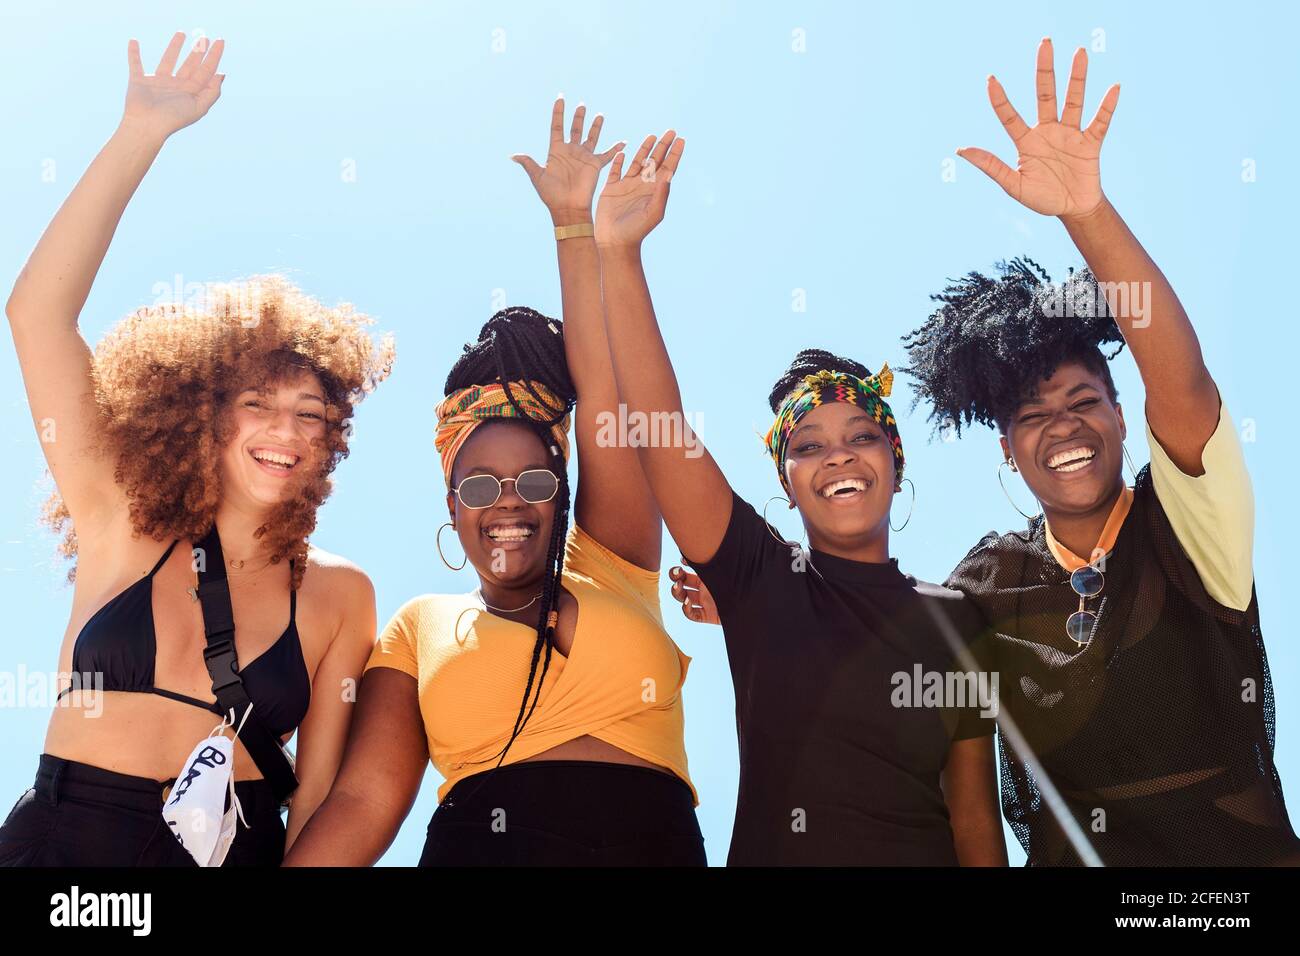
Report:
514,100,665,569
5,34,225,531
595,133,735,566
957,38,1218,474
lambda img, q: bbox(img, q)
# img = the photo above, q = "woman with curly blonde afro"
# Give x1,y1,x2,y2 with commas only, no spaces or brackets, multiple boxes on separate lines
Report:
0,33,392,867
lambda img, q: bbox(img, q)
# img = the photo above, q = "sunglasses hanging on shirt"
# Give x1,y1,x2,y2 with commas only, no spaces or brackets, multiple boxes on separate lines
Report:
1066,562,1105,646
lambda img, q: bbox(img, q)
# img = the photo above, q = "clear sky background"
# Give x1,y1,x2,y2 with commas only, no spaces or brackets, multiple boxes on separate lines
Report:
1,1,1296,867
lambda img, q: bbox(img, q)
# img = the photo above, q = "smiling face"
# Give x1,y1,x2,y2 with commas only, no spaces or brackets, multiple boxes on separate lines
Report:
446,421,560,592
1001,359,1127,520
783,401,899,554
218,368,329,510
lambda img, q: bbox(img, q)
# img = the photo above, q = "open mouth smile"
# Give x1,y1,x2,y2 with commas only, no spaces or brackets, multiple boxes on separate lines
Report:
482,521,538,550
818,477,871,500
249,447,301,477
1045,445,1097,474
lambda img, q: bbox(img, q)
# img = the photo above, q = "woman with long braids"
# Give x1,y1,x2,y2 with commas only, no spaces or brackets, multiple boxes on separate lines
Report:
900,39,1300,865
596,133,1005,865
283,101,704,867
0,34,391,866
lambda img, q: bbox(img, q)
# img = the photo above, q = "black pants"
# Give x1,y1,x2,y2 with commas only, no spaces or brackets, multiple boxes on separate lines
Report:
0,754,286,867
421,759,707,866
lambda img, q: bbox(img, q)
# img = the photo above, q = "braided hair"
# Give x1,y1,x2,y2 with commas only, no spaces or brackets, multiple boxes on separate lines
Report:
901,258,1126,435
768,348,873,413
444,306,576,768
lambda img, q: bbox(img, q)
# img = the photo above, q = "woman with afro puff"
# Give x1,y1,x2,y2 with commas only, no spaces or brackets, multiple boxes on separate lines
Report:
0,34,392,866
902,37,1300,866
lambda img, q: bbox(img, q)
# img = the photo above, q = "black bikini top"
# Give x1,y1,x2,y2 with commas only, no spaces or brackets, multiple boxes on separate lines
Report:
57,539,311,738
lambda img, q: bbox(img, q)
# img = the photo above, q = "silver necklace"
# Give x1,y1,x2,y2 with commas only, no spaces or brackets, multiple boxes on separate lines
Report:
475,588,542,614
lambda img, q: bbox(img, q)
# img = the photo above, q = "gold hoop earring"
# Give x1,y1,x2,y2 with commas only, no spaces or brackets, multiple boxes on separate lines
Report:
1122,442,1139,482
997,460,1041,522
760,494,826,581
890,478,915,533
436,522,467,571
761,495,801,549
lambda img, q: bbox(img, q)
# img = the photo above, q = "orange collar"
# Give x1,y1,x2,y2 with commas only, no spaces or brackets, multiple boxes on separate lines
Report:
1043,486,1134,572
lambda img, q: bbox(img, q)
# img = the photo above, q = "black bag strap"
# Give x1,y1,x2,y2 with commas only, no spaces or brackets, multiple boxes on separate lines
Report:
194,525,299,803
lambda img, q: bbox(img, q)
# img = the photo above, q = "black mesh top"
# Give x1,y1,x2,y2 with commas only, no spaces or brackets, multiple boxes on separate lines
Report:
947,465,1300,865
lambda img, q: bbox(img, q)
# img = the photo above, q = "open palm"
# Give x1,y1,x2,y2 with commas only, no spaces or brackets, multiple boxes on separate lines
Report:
513,98,623,218
123,32,225,139
595,131,685,247
958,39,1120,219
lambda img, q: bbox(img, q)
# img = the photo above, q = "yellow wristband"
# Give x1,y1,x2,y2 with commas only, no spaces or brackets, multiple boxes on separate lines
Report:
554,222,595,241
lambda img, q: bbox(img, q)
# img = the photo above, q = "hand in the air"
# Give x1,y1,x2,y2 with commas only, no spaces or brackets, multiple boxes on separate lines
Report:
512,97,624,222
595,131,685,247
958,38,1120,220
123,32,226,140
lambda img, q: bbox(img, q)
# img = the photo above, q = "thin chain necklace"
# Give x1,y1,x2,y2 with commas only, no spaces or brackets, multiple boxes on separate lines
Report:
475,588,542,615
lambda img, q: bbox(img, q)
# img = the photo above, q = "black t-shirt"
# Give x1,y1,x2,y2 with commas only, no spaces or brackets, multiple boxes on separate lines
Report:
693,491,996,866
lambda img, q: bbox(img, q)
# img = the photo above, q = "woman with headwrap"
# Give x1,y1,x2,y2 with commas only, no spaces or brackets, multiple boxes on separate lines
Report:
284,102,704,867
594,134,1006,865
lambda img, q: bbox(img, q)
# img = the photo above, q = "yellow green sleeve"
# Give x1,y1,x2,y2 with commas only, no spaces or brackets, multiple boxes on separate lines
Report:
1145,401,1254,611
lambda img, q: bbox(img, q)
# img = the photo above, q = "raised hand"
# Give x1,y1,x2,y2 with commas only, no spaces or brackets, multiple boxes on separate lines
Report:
513,98,624,223
595,131,684,248
123,32,225,141
958,38,1119,220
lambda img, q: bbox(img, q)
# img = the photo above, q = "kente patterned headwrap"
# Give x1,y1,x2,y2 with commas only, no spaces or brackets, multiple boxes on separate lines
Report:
435,381,571,488
763,364,905,494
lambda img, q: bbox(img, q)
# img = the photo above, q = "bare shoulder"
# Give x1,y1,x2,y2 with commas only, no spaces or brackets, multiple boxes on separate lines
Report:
304,545,373,586
301,546,377,649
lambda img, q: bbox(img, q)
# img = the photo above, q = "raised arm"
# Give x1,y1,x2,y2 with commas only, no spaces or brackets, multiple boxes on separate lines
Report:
513,99,666,569
595,133,734,566
957,38,1218,474
5,33,225,530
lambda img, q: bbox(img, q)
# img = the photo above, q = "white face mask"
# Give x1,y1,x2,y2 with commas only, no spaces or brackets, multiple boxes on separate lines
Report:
163,707,251,867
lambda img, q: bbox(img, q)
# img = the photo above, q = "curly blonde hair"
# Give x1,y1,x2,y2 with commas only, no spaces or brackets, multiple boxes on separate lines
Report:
43,275,394,586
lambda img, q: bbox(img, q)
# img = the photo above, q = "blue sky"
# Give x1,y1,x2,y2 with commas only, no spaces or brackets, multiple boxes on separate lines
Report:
1,1,1296,866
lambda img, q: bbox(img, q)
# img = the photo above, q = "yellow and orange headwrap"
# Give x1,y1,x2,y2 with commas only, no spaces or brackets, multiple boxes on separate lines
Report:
434,381,572,488
763,364,905,494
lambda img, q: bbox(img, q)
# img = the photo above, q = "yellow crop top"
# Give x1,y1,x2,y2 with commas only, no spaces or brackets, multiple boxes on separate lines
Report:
364,523,697,804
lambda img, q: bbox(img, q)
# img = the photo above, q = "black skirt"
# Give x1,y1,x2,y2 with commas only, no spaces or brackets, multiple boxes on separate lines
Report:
420,760,706,866
0,753,286,867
